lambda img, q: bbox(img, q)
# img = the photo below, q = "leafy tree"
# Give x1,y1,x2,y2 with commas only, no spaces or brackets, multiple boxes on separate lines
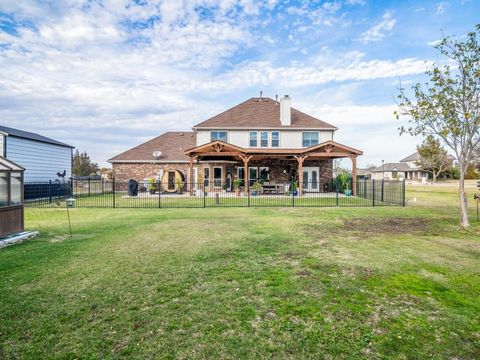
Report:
73,150,99,177
396,25,480,227
416,135,453,182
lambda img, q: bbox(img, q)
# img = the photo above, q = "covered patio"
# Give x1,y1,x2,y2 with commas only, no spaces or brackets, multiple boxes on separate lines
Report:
184,140,363,196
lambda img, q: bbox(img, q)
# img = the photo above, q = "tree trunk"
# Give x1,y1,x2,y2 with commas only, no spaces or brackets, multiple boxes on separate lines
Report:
432,172,437,183
459,163,470,227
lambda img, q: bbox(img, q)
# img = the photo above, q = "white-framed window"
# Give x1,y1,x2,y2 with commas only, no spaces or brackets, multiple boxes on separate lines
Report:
249,167,258,184
204,167,209,187
302,131,319,147
249,131,258,147
213,166,222,187
211,131,227,142
237,167,245,186
271,131,279,147
260,131,268,147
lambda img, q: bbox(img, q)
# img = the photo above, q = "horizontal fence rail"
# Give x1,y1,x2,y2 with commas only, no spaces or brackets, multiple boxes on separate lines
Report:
24,178,405,209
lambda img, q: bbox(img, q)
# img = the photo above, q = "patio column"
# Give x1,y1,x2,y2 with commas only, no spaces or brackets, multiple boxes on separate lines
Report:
350,156,357,196
295,155,305,195
189,156,194,196
241,155,252,193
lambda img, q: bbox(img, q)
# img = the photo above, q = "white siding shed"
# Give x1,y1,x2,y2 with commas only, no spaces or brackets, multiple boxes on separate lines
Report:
0,126,73,182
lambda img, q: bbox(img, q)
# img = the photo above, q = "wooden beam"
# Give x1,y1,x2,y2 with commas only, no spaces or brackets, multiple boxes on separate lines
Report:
350,156,357,196
189,156,194,196
294,155,305,196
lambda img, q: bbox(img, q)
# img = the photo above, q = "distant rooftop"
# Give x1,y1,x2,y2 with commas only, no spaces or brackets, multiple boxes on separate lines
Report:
0,125,73,148
399,152,420,163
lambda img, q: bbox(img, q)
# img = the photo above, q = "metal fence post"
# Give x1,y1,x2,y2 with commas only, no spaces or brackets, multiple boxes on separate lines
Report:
158,180,161,208
203,182,206,208
372,179,375,207
402,179,406,207
48,179,52,204
112,177,116,208
381,179,384,203
88,177,91,197
248,184,251,207
336,183,339,206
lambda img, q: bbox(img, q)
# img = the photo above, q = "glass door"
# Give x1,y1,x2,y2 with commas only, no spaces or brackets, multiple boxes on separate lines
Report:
303,167,319,192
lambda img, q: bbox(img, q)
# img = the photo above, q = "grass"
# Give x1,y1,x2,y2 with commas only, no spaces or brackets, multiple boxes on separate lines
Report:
1,185,480,359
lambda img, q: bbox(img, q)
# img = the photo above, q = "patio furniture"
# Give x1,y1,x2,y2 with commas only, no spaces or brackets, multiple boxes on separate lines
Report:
262,182,284,194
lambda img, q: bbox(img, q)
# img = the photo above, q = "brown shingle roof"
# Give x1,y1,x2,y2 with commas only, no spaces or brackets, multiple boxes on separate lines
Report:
193,98,337,129
108,132,195,162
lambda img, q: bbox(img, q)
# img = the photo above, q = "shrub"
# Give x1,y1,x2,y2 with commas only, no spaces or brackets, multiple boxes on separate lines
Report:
334,172,352,193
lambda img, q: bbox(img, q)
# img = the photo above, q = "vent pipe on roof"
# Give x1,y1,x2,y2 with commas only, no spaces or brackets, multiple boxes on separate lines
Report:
280,95,291,126
260,90,263,99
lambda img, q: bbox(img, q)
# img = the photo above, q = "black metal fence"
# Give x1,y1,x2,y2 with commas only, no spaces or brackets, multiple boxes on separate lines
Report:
24,179,405,208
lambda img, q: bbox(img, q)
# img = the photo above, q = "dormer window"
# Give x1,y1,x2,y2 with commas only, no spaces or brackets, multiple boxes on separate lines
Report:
211,131,227,142
249,131,258,147
302,131,319,147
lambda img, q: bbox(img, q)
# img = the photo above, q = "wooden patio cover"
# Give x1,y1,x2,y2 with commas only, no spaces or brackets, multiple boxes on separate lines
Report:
184,140,363,195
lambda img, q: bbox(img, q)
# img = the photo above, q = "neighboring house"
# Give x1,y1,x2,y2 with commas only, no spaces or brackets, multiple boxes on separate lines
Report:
371,152,428,181
0,126,74,182
109,96,363,194
357,166,376,180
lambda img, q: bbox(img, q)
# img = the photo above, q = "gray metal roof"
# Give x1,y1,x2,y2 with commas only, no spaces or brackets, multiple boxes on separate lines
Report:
0,125,73,148
399,152,420,162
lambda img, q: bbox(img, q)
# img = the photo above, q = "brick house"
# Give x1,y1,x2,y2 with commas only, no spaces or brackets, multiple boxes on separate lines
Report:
109,96,362,195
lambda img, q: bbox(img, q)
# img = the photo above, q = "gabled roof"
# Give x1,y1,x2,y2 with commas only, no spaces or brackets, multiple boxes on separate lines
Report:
108,132,195,163
0,156,24,171
371,162,413,172
399,152,420,162
0,125,73,148
193,97,337,130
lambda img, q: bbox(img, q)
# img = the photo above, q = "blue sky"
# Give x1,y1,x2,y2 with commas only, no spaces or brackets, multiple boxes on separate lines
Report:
0,0,479,167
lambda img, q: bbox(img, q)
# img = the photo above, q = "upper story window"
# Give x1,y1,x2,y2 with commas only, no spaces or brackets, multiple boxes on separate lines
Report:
302,131,319,147
211,131,227,142
260,131,268,147
249,131,258,147
271,131,279,147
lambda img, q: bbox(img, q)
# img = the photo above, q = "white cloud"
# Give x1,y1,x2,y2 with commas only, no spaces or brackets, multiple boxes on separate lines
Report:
435,2,449,14
359,11,396,43
427,39,442,46
192,56,428,90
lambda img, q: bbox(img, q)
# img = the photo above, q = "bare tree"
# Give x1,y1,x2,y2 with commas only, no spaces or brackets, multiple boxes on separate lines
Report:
396,25,480,227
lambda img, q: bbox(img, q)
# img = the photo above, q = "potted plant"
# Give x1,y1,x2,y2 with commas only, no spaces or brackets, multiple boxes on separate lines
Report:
176,177,183,194
233,179,242,196
344,181,352,196
148,177,156,195
251,181,263,196
292,180,299,196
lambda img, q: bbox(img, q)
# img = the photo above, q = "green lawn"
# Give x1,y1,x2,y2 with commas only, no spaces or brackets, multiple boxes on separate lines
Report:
1,185,479,359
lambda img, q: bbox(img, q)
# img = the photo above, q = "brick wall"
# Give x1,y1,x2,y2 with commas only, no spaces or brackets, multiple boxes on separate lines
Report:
112,158,334,187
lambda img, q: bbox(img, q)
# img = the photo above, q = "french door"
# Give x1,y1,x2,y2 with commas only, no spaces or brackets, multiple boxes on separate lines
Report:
302,167,319,192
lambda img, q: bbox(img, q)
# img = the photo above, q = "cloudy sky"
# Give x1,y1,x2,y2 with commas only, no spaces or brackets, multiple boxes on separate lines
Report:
0,0,479,167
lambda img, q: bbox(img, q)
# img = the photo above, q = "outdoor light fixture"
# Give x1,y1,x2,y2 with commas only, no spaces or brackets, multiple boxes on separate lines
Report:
152,150,162,160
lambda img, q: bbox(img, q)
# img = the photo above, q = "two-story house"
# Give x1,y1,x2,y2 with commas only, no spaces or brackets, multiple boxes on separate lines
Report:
109,96,363,195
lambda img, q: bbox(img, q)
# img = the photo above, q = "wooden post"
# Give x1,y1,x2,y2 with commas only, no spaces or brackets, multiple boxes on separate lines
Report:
189,156,194,196
241,155,251,194
351,156,357,196
295,156,304,196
